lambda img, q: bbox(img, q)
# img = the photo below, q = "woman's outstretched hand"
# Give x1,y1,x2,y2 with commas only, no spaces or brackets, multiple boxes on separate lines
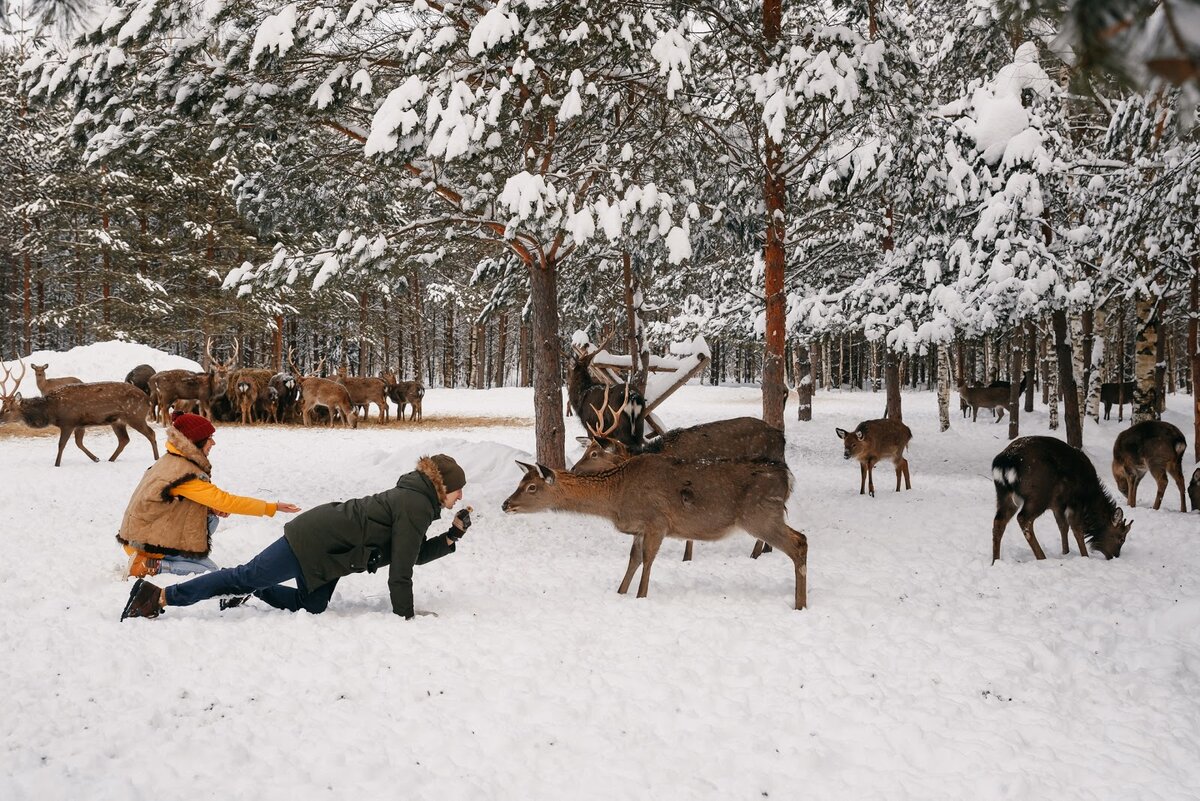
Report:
276,502,302,513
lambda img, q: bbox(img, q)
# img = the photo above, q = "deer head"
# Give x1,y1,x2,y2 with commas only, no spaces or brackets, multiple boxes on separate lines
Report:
1089,509,1132,559
835,427,864,460
573,435,633,475
0,358,27,419
501,462,559,513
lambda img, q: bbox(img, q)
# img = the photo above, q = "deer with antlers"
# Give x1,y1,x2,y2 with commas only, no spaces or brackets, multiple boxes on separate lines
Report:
148,341,235,425
567,339,645,447
290,353,357,428
1,358,159,467
502,456,808,609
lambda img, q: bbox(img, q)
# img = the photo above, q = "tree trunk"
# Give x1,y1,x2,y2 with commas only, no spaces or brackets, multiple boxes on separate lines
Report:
1155,319,1167,414
1052,310,1083,447
813,338,824,391
1189,265,1198,461
519,320,532,388
1085,307,1105,422
884,350,902,420
1024,321,1036,412
443,305,456,387
795,343,813,421
937,343,951,432
1008,337,1022,439
530,261,566,467
1133,296,1159,423
1072,311,1089,423
494,314,508,388
409,267,424,381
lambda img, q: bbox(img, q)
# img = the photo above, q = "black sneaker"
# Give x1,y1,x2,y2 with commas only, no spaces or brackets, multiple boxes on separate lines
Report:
219,595,251,611
121,578,164,621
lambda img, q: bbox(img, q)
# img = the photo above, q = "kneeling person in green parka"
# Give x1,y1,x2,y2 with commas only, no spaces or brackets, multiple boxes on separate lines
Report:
122,454,471,621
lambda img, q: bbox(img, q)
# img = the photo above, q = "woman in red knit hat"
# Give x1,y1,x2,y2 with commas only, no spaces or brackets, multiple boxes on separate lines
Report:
116,410,300,577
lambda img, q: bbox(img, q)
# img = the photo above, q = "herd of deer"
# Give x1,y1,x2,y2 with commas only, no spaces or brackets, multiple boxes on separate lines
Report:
2,344,1197,612
0,347,427,466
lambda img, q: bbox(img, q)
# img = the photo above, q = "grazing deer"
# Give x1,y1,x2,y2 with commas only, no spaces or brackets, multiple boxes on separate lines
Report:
1101,381,1136,421
148,342,235,424
574,415,786,561
959,377,1025,423
1,360,159,466
835,419,912,496
386,380,425,421
568,345,644,447
1112,421,1188,512
1189,468,1199,513
124,364,155,396
501,457,808,610
337,374,390,423
991,436,1131,563
31,363,82,394
228,368,274,424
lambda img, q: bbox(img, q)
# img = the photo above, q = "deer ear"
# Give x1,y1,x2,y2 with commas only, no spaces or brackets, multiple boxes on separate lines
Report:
515,461,538,477
835,428,847,439
536,463,556,484
1112,508,1125,525
855,430,865,440
575,436,591,446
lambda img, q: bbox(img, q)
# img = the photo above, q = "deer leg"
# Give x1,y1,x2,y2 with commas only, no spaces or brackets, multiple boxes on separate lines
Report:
1148,466,1168,511
1016,509,1047,560
53,427,73,467
1069,519,1090,558
972,406,979,423
683,540,694,562
128,417,160,460
618,536,643,595
894,459,903,492
72,426,101,462
1051,506,1070,555
992,492,1018,563
750,540,772,558
747,516,808,610
1128,471,1141,508
636,531,666,599
867,458,877,497
108,423,131,462
859,461,867,495
901,457,911,490
995,405,1005,423
1169,460,1188,512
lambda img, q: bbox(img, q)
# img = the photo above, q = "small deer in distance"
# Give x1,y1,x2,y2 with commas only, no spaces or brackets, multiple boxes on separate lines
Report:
836,418,912,497
1,359,159,467
31,363,82,395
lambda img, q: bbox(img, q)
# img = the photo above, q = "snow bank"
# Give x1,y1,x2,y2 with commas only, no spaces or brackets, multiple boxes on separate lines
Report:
0,342,201,397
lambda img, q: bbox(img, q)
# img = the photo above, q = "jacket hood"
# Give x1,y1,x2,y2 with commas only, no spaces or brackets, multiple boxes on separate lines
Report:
165,426,213,474
415,455,452,505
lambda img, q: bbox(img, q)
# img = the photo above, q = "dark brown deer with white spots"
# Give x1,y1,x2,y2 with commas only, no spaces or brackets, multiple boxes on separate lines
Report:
501,457,808,610
835,419,912,497
1112,421,1188,512
574,416,786,560
1,359,159,466
31,363,82,394
991,436,1131,563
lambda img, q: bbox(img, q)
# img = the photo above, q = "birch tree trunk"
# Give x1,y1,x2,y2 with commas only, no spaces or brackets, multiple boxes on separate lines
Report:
1189,266,1198,461
1046,328,1059,430
1086,306,1106,423
1008,337,1022,439
1053,309,1083,447
795,343,813,421
1133,296,1159,424
937,343,951,432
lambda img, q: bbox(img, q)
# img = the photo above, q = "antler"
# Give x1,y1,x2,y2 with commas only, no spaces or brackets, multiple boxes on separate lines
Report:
587,384,623,439
0,357,27,398
314,355,327,377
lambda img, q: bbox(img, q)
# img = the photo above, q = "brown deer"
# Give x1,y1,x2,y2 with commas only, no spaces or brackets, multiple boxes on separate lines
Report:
567,344,644,447
386,380,425,421
959,377,1025,422
501,456,808,610
228,368,274,424
1189,468,1199,513
835,419,912,496
124,364,155,396
269,371,301,423
31,363,82,394
1112,421,1188,512
1101,381,1136,421
337,373,390,423
148,342,235,424
574,415,786,561
1,360,159,467
992,436,1131,563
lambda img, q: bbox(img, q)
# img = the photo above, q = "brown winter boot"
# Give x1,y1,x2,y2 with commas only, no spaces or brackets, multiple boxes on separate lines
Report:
127,551,162,578
121,579,165,621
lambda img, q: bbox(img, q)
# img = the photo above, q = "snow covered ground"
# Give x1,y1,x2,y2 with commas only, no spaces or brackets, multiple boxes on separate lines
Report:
2,348,1198,800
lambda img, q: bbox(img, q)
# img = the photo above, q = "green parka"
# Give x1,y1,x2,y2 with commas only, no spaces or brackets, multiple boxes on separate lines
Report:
283,457,457,618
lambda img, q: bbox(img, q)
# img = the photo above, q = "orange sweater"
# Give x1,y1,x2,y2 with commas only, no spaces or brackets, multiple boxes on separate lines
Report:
164,442,278,517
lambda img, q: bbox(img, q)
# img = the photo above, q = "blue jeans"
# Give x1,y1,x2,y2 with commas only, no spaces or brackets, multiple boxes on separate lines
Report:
163,536,337,614
158,514,221,576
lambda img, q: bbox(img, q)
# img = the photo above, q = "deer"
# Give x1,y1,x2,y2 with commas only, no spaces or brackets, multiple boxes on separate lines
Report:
290,354,357,428
386,379,425,421
227,367,275,424
501,456,808,610
959,377,1026,423
991,436,1131,563
124,364,155,396
269,372,300,422
1112,421,1188,512
1101,381,1136,421
1,359,159,467
960,379,1012,418
568,341,644,448
574,414,786,560
835,419,912,497
31,363,83,394
337,371,390,423
1189,468,1199,513
148,341,235,424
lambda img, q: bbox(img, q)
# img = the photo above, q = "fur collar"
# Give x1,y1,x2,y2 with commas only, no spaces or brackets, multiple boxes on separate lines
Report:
165,426,213,474
416,455,449,505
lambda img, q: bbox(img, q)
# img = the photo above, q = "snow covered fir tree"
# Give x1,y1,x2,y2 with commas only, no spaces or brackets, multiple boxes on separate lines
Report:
2,1,1199,798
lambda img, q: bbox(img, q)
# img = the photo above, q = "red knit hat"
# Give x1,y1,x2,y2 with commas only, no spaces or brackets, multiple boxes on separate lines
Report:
170,411,216,444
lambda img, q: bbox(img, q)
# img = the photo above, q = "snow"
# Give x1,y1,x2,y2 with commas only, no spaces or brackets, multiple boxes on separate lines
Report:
248,4,299,71
3,345,1199,799
0,342,200,397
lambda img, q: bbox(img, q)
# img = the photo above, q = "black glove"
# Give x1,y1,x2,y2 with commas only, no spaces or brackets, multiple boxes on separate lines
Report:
447,508,472,540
